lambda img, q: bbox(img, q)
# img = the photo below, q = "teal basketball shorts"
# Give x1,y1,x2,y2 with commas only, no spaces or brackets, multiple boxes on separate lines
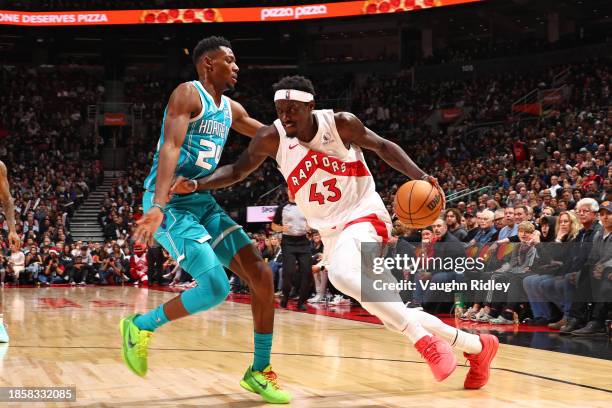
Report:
143,190,251,271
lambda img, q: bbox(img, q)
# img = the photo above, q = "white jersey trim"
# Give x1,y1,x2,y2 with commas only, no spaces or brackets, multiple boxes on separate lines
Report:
195,80,224,110
189,81,206,123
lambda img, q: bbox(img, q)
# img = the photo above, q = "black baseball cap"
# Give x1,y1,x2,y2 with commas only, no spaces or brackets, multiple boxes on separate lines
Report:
599,201,612,213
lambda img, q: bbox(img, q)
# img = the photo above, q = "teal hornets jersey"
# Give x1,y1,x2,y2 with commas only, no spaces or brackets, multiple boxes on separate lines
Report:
144,80,232,191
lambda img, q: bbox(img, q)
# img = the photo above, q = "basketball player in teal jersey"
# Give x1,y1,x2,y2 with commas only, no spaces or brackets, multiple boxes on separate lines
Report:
119,37,290,404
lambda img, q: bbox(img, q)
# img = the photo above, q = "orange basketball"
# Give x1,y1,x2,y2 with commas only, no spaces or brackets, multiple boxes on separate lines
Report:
394,180,444,228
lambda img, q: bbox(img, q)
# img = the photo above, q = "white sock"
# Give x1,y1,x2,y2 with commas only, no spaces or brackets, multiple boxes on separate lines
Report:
452,330,483,355
359,299,433,345
409,309,482,354
400,320,430,344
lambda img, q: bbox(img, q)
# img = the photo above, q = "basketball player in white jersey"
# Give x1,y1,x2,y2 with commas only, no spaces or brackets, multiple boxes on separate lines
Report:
171,75,498,389
0,160,20,343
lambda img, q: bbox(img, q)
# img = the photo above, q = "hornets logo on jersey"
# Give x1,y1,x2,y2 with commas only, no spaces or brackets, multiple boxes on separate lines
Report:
144,80,232,191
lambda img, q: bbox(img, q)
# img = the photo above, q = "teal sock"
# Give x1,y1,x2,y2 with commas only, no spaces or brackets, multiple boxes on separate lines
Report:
252,332,273,371
134,304,169,332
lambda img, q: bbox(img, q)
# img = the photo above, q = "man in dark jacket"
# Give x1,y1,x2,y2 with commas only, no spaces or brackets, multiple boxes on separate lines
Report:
569,201,611,336
560,198,604,334
272,189,312,311
415,219,466,310
386,220,417,304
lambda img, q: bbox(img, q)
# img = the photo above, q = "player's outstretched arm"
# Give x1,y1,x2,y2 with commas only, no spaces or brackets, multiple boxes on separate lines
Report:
0,160,19,248
335,112,429,180
172,125,279,194
335,112,444,206
229,99,265,138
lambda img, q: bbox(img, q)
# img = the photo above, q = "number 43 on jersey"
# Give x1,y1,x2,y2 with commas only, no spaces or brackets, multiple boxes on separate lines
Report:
309,179,342,204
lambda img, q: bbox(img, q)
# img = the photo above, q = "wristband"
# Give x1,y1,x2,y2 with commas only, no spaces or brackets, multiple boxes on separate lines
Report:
420,174,430,181
190,179,198,193
151,203,165,212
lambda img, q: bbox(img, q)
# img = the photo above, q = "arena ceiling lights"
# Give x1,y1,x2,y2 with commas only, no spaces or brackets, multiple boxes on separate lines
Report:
0,0,482,26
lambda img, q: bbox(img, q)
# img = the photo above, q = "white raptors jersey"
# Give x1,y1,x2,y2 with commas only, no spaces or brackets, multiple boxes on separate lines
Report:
274,109,390,231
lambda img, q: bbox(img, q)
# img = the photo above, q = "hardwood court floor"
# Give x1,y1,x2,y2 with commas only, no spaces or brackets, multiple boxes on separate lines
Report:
0,286,610,407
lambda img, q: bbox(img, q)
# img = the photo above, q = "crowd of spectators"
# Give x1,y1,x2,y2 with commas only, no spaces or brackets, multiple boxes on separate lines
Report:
0,65,108,285
418,36,609,66
0,65,185,289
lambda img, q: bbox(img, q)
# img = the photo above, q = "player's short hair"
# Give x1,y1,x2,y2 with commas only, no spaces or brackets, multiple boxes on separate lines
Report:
192,36,231,65
273,75,316,97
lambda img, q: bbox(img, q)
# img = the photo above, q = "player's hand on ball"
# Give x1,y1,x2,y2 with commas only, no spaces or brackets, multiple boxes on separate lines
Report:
423,175,445,210
170,176,198,197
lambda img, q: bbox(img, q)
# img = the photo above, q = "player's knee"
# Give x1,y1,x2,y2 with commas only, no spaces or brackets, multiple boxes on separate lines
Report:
182,265,229,314
247,261,274,294
204,266,230,307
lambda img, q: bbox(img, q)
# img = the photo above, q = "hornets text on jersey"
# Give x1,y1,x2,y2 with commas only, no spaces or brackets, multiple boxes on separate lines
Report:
144,80,233,192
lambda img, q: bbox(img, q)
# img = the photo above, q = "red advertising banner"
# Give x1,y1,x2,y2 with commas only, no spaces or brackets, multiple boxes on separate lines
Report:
512,103,542,116
104,113,127,126
440,107,463,122
0,0,482,26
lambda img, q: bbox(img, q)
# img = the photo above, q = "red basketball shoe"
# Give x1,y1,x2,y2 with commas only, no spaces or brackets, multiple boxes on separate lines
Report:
464,334,499,389
415,335,457,382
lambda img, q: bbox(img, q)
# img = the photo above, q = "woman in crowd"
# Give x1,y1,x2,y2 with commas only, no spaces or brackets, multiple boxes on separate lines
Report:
7,244,25,285
539,211,582,329
24,245,44,284
262,235,283,293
